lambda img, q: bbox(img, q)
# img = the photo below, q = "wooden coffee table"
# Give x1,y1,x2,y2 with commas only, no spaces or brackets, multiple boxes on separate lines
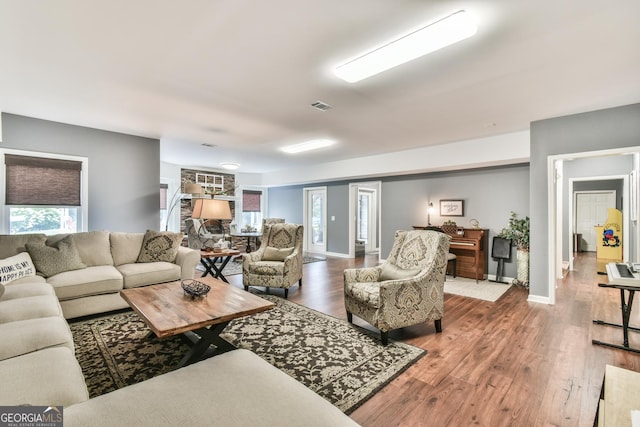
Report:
120,277,274,368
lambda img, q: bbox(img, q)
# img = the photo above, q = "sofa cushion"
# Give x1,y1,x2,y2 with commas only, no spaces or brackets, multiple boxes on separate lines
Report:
137,230,182,263
110,232,145,266
0,316,74,361
63,349,358,427
344,281,381,308
247,260,285,276
262,246,294,261
0,233,46,259
48,231,114,267
47,265,123,301
117,262,181,289
0,347,89,407
379,263,421,281
0,252,37,285
26,235,87,278
0,295,63,323
4,274,47,286
1,281,55,301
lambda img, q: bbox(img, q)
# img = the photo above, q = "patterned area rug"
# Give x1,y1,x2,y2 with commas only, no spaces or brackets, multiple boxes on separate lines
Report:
70,294,424,414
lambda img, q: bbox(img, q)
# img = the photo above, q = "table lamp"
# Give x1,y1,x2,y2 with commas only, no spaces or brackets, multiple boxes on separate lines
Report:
192,198,232,236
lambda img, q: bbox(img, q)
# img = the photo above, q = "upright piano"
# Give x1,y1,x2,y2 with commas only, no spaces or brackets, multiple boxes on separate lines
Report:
413,227,488,281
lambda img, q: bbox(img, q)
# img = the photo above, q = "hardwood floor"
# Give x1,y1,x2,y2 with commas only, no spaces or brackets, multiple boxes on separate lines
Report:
225,252,640,426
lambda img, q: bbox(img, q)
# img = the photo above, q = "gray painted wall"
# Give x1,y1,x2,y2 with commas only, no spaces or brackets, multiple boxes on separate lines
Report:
530,103,640,300
1,113,160,232
268,163,530,278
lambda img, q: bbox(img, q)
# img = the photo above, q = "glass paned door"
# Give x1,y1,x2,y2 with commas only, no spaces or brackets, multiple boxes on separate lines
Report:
306,188,326,253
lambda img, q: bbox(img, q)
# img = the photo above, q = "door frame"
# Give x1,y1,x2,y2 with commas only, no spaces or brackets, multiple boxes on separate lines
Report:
348,181,382,259
569,183,622,270
547,146,639,305
303,186,327,254
357,187,378,252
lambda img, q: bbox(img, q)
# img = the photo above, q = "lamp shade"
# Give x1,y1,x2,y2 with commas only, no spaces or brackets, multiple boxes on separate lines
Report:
192,198,232,220
184,183,204,194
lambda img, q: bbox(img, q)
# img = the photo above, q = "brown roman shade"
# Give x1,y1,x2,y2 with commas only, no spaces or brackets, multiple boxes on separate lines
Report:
242,190,261,212
5,154,82,206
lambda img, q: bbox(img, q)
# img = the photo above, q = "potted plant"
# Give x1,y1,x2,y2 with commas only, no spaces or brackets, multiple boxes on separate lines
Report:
498,211,530,288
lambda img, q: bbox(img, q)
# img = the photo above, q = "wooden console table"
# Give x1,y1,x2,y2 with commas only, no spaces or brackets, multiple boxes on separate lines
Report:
413,227,488,281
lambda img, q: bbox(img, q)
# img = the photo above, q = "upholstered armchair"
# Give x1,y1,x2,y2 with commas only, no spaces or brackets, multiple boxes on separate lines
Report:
344,230,450,345
242,223,304,298
185,218,224,250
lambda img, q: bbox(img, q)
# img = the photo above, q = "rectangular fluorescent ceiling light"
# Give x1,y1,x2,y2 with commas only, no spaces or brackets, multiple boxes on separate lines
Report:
280,139,335,154
334,10,477,83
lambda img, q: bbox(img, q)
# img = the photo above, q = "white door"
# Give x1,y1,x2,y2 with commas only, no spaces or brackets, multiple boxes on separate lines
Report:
305,188,326,254
575,191,616,252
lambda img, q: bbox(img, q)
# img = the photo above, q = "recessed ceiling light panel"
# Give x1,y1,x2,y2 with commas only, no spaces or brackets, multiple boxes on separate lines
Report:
220,162,240,170
334,10,477,83
280,139,336,154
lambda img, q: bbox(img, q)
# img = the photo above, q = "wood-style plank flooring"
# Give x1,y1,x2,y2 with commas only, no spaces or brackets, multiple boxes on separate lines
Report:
225,252,640,426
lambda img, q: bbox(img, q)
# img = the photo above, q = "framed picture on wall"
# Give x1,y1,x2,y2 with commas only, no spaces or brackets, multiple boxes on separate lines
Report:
440,199,464,217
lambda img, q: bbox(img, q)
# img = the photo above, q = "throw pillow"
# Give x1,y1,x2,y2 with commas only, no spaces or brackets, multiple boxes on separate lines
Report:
379,264,421,281
137,230,182,263
26,236,86,278
262,246,294,262
0,252,37,285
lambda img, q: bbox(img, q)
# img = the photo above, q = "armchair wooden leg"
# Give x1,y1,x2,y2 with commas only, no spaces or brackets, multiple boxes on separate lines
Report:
380,331,389,346
284,288,289,299
244,285,249,291
434,319,442,333
346,311,353,323
298,278,302,287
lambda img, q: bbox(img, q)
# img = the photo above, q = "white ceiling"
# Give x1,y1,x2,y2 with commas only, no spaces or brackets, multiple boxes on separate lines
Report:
1,1,639,176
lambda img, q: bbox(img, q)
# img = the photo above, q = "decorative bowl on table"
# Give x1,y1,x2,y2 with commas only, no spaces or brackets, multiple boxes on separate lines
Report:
181,280,211,298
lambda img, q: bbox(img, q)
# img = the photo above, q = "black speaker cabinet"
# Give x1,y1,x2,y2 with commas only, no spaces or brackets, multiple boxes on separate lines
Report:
491,237,512,260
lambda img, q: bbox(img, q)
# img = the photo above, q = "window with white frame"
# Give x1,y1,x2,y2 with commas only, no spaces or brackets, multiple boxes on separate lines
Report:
195,173,224,194
241,189,264,230
1,150,88,235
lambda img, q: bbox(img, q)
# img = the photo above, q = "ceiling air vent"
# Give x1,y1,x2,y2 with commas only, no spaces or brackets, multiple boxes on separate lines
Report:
311,101,332,111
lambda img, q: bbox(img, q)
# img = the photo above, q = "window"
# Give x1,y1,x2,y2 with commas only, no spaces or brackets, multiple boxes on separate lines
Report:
241,189,263,229
159,183,168,230
2,150,87,235
195,173,224,195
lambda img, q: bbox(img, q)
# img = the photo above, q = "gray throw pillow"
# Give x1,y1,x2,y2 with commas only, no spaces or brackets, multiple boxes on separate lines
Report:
137,230,182,263
262,246,294,262
379,264,421,281
26,235,87,278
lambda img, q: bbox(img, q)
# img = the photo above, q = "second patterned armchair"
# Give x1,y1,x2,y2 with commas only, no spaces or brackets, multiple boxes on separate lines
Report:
344,230,450,345
242,223,304,299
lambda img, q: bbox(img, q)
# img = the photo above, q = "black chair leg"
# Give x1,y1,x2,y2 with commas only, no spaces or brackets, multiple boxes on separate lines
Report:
380,330,389,346
452,259,457,278
284,288,288,299
298,278,302,287
346,311,353,323
435,319,442,333
244,285,249,291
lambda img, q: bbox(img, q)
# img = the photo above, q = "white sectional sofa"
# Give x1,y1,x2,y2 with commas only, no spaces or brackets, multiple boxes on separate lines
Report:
0,231,359,426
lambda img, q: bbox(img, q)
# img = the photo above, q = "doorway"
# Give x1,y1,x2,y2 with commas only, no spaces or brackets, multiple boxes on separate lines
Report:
348,181,381,259
303,187,327,254
357,188,377,254
574,190,616,252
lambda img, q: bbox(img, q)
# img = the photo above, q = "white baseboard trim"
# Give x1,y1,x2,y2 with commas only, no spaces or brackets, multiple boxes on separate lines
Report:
527,294,551,304
485,274,515,283
323,251,351,259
